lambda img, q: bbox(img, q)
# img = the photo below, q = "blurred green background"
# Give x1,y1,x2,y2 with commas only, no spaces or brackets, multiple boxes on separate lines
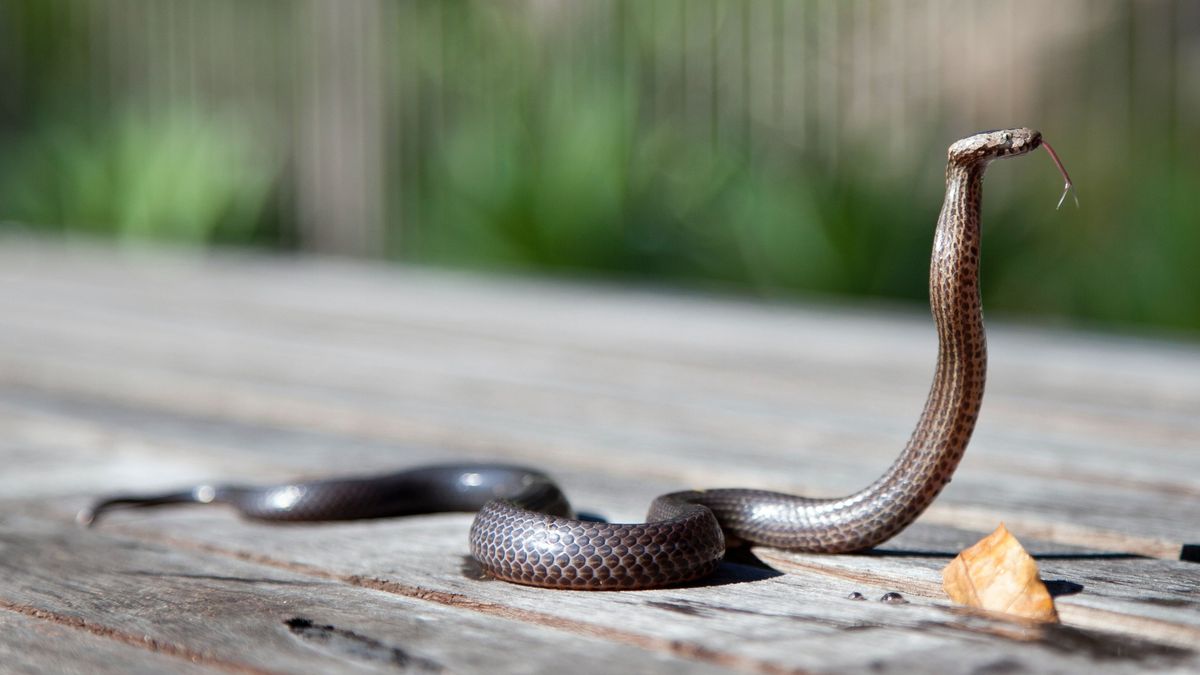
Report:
1,0,1197,335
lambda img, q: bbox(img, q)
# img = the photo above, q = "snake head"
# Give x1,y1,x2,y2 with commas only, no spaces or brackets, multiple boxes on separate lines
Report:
948,128,1042,166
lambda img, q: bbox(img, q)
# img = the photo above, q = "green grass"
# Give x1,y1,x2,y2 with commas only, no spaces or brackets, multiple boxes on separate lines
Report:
0,108,280,246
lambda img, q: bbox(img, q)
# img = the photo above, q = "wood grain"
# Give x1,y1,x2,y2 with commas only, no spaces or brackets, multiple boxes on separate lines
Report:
2,239,1198,673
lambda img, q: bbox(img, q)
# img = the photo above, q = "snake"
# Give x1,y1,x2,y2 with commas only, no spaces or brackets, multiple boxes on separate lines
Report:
80,128,1072,590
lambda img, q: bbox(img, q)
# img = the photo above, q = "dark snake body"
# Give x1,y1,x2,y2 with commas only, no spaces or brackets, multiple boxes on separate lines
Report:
81,129,1045,590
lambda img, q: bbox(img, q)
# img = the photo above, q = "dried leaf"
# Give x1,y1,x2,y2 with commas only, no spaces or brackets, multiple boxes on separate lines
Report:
942,523,1059,623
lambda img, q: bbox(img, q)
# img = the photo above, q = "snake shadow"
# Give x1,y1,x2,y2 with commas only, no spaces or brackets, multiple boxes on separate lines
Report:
703,547,786,586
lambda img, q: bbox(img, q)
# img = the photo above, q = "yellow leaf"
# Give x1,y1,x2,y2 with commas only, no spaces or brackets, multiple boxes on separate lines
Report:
942,523,1059,623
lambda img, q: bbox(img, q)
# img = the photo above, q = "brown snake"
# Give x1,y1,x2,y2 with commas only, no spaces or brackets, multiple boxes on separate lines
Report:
82,128,1071,590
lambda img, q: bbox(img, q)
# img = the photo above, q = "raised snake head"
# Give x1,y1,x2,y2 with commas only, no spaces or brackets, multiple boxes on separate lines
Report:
948,128,1043,167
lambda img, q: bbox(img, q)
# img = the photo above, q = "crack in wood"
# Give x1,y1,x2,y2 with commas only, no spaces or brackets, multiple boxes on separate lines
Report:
284,617,444,672
1034,624,1194,664
120,569,331,586
0,599,284,675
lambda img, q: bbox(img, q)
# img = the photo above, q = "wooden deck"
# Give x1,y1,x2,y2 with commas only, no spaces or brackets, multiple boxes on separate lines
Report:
2,239,1197,674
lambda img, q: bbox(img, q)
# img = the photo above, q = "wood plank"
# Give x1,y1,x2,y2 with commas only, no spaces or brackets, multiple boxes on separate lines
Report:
4,241,1198,476
758,547,1200,650
3,330,1196,551
4,251,1198,503
0,608,216,675
0,515,731,675
5,387,1195,667
4,346,1192,654
46,506,1198,674
4,240,1199,673
0,388,1192,564
4,504,1192,675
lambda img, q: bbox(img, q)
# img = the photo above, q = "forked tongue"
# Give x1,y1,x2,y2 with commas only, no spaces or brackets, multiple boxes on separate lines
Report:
1041,140,1078,210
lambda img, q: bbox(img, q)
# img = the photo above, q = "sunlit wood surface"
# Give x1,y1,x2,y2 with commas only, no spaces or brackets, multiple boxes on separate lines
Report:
2,239,1198,674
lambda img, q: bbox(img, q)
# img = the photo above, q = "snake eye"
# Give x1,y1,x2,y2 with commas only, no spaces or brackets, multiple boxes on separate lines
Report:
1002,132,1013,144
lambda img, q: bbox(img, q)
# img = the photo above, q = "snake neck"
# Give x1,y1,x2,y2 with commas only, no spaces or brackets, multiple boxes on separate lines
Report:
690,161,993,552
850,161,989,537
770,162,989,548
